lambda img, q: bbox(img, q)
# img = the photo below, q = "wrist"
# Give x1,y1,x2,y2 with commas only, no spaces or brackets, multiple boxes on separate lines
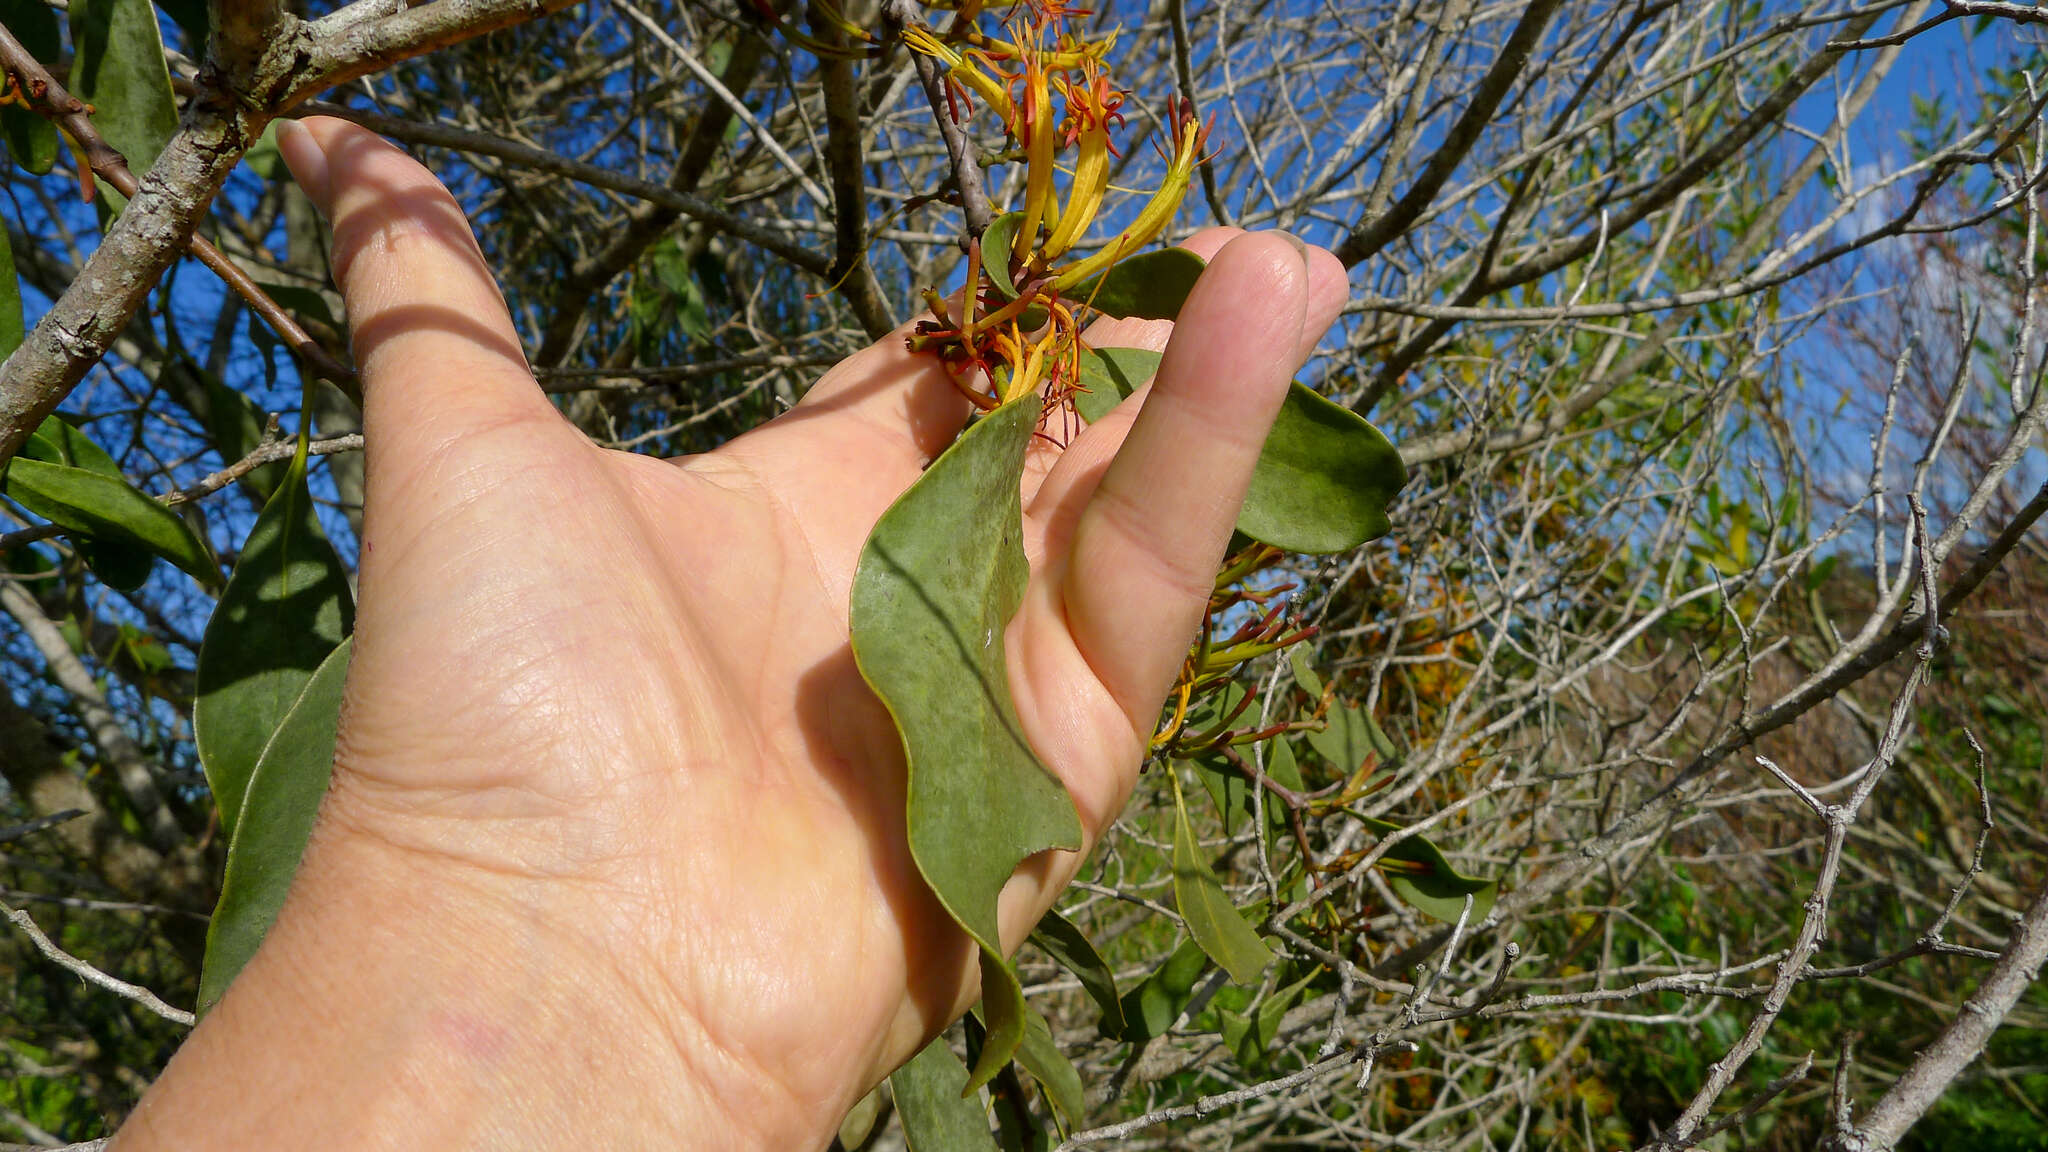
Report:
117,807,839,1151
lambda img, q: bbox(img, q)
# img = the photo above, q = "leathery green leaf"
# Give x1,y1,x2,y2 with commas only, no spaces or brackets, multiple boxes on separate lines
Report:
1064,248,1206,320
1361,816,1497,922
1239,384,1407,554
0,201,22,353
3,457,218,586
893,1035,1000,1152
1030,908,1125,1037
199,637,350,1011
981,212,1027,299
69,0,179,175
851,394,1084,1092
1071,357,1405,554
195,448,354,841
1014,999,1085,1128
1072,346,1160,424
1171,775,1274,985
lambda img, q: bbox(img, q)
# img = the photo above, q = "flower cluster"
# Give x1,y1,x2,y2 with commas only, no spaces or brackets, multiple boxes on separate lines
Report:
902,3,1209,412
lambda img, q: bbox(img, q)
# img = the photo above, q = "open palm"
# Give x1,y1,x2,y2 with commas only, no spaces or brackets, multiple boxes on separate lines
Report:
124,118,1346,1151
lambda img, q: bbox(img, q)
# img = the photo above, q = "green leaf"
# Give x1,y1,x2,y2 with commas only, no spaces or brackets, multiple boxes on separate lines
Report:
1262,737,1302,842
195,449,354,841
0,221,22,356
18,414,123,475
198,637,350,1012
981,212,1026,298
68,0,179,175
1239,384,1407,554
1069,357,1405,553
1064,248,1206,320
1306,703,1371,772
1030,908,1125,1037
1288,647,1323,699
0,0,60,175
2,457,218,585
1222,963,1318,1074
1013,1003,1085,1129
1171,777,1274,985
850,395,1084,1091
1361,816,1497,923
1112,933,1207,1042
893,1035,1000,1152
80,540,154,590
1072,346,1160,424
242,122,285,180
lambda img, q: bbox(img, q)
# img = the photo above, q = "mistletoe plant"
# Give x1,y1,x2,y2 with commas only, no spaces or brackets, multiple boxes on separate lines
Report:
841,1,1460,1133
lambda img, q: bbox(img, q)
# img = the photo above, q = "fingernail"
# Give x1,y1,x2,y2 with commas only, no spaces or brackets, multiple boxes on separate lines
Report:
272,118,332,215
1274,230,1311,268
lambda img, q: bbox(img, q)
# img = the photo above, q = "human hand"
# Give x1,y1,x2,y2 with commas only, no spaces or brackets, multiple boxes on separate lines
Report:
116,117,1348,1151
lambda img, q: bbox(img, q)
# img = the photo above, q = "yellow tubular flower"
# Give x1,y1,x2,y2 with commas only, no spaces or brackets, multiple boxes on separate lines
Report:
902,28,1013,122
1053,101,1206,291
1042,106,1110,257
1013,59,1056,265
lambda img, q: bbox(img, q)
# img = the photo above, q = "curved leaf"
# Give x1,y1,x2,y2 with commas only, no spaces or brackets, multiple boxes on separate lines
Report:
981,212,1026,299
0,221,22,355
1014,1003,1085,1129
1030,908,1125,1037
1171,776,1273,985
1072,346,1160,424
2,457,218,585
19,414,123,474
1239,384,1407,554
198,637,351,1012
69,0,179,175
1064,248,1206,320
195,449,354,840
893,1035,1000,1152
1361,816,1497,923
851,395,1083,1091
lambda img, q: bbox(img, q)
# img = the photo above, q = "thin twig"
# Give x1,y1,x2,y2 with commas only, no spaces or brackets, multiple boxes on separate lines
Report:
3,902,194,1026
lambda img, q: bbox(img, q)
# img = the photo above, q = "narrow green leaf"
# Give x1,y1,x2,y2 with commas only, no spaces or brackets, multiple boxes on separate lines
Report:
18,414,123,475
0,221,24,355
1072,346,1160,424
1112,934,1207,1042
0,0,60,175
198,638,349,1012
1171,778,1274,985
2,458,217,585
1239,384,1407,554
981,212,1026,298
1029,908,1125,1037
850,395,1084,1091
1225,963,1319,1073
1012,1003,1085,1129
195,450,354,840
893,1035,1000,1152
68,0,179,175
1064,248,1206,320
1261,737,1302,842
1361,816,1497,923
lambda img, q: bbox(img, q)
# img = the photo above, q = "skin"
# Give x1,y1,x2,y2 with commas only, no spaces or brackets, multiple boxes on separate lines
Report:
111,117,1349,1151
